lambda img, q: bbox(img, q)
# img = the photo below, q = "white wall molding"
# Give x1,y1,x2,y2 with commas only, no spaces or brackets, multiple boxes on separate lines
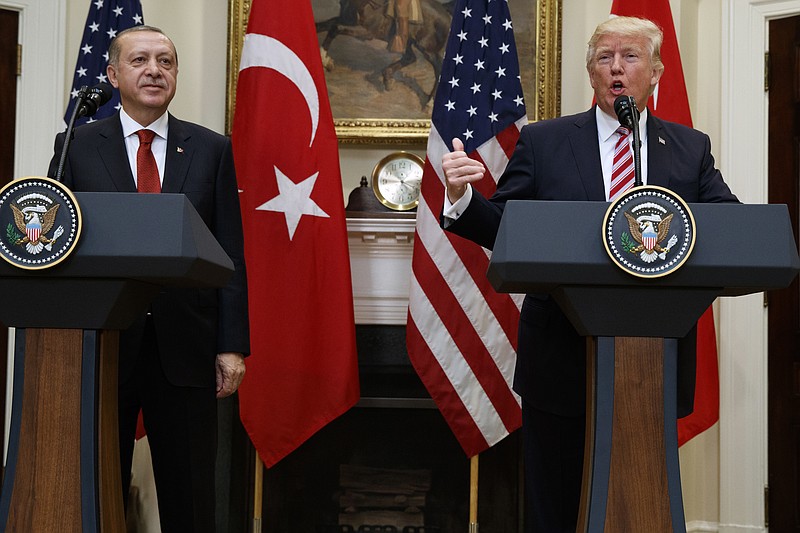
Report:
720,1,800,531
347,217,415,325
687,520,720,533
3,0,66,178
2,0,65,466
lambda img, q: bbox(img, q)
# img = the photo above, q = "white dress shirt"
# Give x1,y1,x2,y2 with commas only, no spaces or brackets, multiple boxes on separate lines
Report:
596,105,648,199
119,109,169,188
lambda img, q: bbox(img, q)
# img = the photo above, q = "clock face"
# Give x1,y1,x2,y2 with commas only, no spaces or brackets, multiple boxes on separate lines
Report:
371,152,424,211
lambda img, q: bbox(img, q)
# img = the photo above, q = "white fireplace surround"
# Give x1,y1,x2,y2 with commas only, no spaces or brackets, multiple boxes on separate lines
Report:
347,217,416,326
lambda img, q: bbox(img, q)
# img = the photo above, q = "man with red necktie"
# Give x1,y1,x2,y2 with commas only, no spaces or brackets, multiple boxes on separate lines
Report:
440,16,738,532
48,25,249,532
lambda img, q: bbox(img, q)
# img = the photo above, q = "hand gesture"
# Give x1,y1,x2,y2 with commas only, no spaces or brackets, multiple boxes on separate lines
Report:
441,138,486,203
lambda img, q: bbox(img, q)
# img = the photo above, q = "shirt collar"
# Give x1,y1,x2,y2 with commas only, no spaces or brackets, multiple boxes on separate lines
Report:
119,108,169,140
596,105,649,143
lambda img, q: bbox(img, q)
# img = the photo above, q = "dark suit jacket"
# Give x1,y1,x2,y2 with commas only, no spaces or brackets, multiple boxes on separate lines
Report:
48,113,250,388
446,107,738,417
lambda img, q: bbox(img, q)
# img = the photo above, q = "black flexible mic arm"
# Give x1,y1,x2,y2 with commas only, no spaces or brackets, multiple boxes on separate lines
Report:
54,83,112,183
54,85,90,184
630,98,642,188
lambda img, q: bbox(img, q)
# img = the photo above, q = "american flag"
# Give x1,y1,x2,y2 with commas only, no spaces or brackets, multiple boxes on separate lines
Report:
406,0,525,457
65,0,143,126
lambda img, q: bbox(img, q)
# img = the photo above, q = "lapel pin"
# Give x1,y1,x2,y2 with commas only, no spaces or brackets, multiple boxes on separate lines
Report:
177,146,184,153
658,136,666,145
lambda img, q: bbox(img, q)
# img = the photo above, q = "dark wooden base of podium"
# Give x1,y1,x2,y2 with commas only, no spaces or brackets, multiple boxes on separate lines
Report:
0,328,125,533
578,336,686,533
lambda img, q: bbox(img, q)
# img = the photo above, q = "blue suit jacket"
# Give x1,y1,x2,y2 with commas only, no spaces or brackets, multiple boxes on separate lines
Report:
48,113,250,388
446,108,738,416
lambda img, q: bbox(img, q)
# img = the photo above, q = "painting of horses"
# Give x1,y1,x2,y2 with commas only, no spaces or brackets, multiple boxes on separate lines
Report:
226,0,560,142
313,0,537,138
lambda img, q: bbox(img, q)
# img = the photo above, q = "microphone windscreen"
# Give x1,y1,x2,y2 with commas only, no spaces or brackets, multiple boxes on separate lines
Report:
92,82,113,105
614,95,636,127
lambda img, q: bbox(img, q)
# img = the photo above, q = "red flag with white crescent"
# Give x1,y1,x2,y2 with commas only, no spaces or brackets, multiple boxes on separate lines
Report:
231,0,359,467
611,0,720,446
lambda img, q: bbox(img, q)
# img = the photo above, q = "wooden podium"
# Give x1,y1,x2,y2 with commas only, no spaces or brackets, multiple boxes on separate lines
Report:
0,193,234,533
487,200,800,532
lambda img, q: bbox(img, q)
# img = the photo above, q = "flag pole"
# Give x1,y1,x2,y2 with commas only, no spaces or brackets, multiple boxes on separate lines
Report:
469,454,479,532
253,452,263,533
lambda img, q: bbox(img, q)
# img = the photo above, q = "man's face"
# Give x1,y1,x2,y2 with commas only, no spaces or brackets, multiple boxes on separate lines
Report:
588,33,663,117
107,31,178,122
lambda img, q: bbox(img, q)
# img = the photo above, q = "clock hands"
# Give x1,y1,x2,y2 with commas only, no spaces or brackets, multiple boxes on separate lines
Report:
371,151,424,211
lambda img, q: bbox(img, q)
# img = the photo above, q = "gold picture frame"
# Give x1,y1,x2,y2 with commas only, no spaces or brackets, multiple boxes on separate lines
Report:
225,0,561,143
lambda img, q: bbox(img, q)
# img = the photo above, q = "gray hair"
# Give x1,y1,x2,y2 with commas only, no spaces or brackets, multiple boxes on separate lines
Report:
107,25,178,67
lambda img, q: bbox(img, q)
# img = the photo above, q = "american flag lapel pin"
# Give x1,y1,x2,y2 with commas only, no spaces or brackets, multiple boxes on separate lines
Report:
177,146,184,153
658,136,666,145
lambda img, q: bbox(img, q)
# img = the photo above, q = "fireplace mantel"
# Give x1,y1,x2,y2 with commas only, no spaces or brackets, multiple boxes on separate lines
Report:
347,216,415,325
260,216,523,533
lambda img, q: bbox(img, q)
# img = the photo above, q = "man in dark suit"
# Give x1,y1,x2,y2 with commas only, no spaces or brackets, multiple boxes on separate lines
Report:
47,25,249,532
441,16,738,533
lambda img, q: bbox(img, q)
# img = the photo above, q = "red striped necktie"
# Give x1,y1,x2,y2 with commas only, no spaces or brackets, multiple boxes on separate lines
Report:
136,129,161,193
609,126,634,201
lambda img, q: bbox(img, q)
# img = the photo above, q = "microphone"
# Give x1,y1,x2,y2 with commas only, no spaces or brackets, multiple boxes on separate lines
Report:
613,95,639,128
613,95,643,188
77,82,113,118
54,82,114,183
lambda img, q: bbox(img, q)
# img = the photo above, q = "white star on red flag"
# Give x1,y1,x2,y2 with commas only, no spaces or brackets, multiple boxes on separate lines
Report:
255,167,329,240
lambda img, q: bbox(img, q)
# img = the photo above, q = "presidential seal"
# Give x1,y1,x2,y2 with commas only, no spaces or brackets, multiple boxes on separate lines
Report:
603,185,695,278
0,177,82,270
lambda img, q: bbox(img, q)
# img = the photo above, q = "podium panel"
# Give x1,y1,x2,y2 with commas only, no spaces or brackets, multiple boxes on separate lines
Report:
579,337,683,532
487,200,799,533
0,192,236,532
0,329,123,533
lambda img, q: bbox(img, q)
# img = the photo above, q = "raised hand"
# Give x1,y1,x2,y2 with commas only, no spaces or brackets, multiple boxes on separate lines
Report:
441,138,486,204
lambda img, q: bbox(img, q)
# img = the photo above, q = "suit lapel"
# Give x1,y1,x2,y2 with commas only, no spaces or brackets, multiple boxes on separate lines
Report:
162,115,193,193
647,115,671,188
568,108,606,201
98,116,136,192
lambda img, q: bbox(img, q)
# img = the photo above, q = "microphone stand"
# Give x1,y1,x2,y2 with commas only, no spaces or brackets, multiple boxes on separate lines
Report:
54,85,91,183
630,99,643,188
614,95,644,189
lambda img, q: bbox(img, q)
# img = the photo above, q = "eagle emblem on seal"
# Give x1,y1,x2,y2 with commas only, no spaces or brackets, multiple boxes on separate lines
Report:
10,203,63,254
623,210,678,263
603,186,695,278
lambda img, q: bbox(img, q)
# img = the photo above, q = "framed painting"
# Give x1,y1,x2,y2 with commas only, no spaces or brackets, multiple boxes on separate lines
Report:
226,0,561,143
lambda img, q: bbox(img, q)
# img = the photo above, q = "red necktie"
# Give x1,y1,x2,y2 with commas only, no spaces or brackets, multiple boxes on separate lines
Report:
136,129,161,193
609,126,634,201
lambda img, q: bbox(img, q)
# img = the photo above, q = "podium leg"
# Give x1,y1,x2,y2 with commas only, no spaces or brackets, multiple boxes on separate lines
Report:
0,328,125,533
577,336,686,532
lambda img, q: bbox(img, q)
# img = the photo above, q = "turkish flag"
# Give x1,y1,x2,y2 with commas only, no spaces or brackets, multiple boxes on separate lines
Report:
611,0,692,126
610,0,719,446
231,0,360,466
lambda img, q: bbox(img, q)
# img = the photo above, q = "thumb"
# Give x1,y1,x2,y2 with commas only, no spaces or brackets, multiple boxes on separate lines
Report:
451,138,465,153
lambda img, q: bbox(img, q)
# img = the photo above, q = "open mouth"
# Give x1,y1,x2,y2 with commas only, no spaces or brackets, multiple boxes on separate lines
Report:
611,81,625,95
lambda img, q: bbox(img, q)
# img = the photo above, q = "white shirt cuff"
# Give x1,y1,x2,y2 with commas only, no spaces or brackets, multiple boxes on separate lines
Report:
442,184,474,222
